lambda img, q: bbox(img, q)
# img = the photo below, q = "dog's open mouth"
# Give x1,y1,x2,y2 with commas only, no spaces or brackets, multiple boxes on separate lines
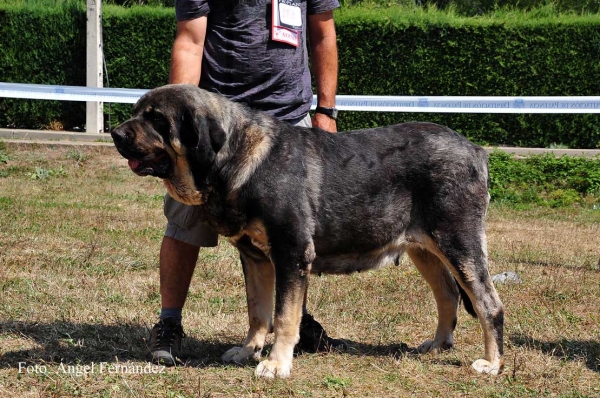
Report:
127,152,171,178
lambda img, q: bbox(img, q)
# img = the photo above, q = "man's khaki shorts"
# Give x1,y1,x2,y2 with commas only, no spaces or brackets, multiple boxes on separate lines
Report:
164,113,312,247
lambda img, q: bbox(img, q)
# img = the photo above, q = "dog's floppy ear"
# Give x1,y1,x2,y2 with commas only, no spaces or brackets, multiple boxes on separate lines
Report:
177,108,223,188
207,117,226,153
180,108,226,154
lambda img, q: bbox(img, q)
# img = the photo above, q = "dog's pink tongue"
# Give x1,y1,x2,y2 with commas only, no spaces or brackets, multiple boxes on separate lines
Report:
128,159,141,170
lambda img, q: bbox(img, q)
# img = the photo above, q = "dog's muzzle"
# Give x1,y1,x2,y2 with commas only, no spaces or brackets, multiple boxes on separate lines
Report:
111,127,172,178
124,153,171,177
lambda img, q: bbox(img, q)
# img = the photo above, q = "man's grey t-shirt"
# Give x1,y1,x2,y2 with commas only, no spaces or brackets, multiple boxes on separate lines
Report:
175,0,339,123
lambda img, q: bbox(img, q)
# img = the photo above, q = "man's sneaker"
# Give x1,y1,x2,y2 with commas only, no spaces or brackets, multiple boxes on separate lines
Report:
145,317,185,366
296,313,347,353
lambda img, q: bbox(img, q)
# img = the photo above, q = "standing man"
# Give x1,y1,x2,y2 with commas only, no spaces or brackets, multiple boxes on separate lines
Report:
146,0,342,366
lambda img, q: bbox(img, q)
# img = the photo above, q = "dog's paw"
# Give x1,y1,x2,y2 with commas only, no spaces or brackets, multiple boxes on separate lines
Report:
417,338,453,354
254,359,292,379
221,346,260,364
471,359,502,375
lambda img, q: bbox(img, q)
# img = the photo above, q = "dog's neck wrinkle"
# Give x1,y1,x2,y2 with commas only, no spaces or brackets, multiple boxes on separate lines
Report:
223,121,271,195
189,175,247,237
187,152,216,190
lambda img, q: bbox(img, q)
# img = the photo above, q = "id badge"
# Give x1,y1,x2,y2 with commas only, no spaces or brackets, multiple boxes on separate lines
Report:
272,0,302,47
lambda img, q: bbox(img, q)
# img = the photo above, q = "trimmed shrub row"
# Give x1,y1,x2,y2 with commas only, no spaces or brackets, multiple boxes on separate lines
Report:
335,8,600,148
1,5,600,148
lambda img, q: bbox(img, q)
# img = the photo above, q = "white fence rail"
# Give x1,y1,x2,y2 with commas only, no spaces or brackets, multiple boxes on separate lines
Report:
3,82,600,114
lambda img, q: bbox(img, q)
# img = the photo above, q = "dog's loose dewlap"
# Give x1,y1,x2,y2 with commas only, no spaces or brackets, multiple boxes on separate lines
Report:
112,84,504,379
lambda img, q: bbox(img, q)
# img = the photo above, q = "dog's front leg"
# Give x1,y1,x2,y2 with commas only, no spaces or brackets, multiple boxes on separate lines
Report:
254,239,314,379
254,267,306,378
222,240,274,364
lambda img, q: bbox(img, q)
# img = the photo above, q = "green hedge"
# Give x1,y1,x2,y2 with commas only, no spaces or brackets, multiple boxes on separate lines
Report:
0,4,174,130
1,4,600,148
0,4,86,129
101,6,175,126
335,8,600,148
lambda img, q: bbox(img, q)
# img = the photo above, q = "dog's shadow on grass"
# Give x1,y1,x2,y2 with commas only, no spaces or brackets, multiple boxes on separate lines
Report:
6,322,597,373
0,320,427,370
510,333,600,373
0,320,232,369
326,340,418,358
315,339,463,368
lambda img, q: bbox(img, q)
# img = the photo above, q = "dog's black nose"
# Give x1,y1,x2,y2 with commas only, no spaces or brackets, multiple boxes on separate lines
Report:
111,127,127,144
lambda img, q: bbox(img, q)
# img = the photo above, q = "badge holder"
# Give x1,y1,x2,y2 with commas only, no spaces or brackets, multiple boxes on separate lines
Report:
271,0,302,47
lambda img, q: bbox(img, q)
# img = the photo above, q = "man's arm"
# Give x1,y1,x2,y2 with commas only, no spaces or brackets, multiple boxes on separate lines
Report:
308,11,338,133
169,16,208,85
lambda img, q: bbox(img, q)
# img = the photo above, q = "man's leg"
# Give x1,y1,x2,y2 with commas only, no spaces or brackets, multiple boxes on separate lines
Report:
295,278,346,353
146,195,218,366
160,237,200,312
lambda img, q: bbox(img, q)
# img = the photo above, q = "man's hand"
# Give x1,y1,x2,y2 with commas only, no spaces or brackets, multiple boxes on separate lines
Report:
311,113,337,133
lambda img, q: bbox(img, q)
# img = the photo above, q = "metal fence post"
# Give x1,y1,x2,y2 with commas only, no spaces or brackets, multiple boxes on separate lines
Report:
86,0,103,134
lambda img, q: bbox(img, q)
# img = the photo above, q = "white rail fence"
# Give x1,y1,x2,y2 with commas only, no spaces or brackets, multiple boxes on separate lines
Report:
3,82,600,157
3,82,600,115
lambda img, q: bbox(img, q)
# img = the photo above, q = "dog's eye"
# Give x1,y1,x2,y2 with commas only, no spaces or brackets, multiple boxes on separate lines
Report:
144,109,161,121
144,109,167,127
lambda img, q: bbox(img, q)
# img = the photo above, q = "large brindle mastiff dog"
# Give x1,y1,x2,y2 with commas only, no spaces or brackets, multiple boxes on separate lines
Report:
112,84,504,378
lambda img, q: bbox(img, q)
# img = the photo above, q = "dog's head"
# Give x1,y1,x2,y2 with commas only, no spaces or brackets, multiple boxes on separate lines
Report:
111,84,227,205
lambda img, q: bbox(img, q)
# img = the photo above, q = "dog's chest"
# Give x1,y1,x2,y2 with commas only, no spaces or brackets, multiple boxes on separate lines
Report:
228,219,271,256
164,179,204,206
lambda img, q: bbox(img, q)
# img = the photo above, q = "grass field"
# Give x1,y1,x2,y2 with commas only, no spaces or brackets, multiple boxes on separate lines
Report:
0,142,599,397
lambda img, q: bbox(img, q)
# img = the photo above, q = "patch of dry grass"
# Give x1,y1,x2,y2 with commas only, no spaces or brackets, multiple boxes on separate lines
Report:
0,143,599,397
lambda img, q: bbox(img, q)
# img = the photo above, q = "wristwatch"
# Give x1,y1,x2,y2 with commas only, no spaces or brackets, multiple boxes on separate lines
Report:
315,106,338,120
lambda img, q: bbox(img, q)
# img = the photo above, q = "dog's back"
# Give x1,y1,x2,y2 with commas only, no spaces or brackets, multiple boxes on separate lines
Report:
253,121,489,271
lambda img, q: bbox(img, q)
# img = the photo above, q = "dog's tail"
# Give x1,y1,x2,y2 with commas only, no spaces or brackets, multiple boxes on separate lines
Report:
457,281,477,318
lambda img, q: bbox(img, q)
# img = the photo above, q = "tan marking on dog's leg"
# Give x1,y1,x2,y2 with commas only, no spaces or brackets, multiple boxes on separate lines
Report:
245,220,272,258
457,253,504,375
470,281,504,375
418,228,504,375
407,247,459,354
222,251,274,364
432,230,504,376
255,280,305,379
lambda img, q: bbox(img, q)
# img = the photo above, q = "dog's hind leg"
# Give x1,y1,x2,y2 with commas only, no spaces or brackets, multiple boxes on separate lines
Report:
222,237,274,364
435,226,504,375
407,246,460,354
